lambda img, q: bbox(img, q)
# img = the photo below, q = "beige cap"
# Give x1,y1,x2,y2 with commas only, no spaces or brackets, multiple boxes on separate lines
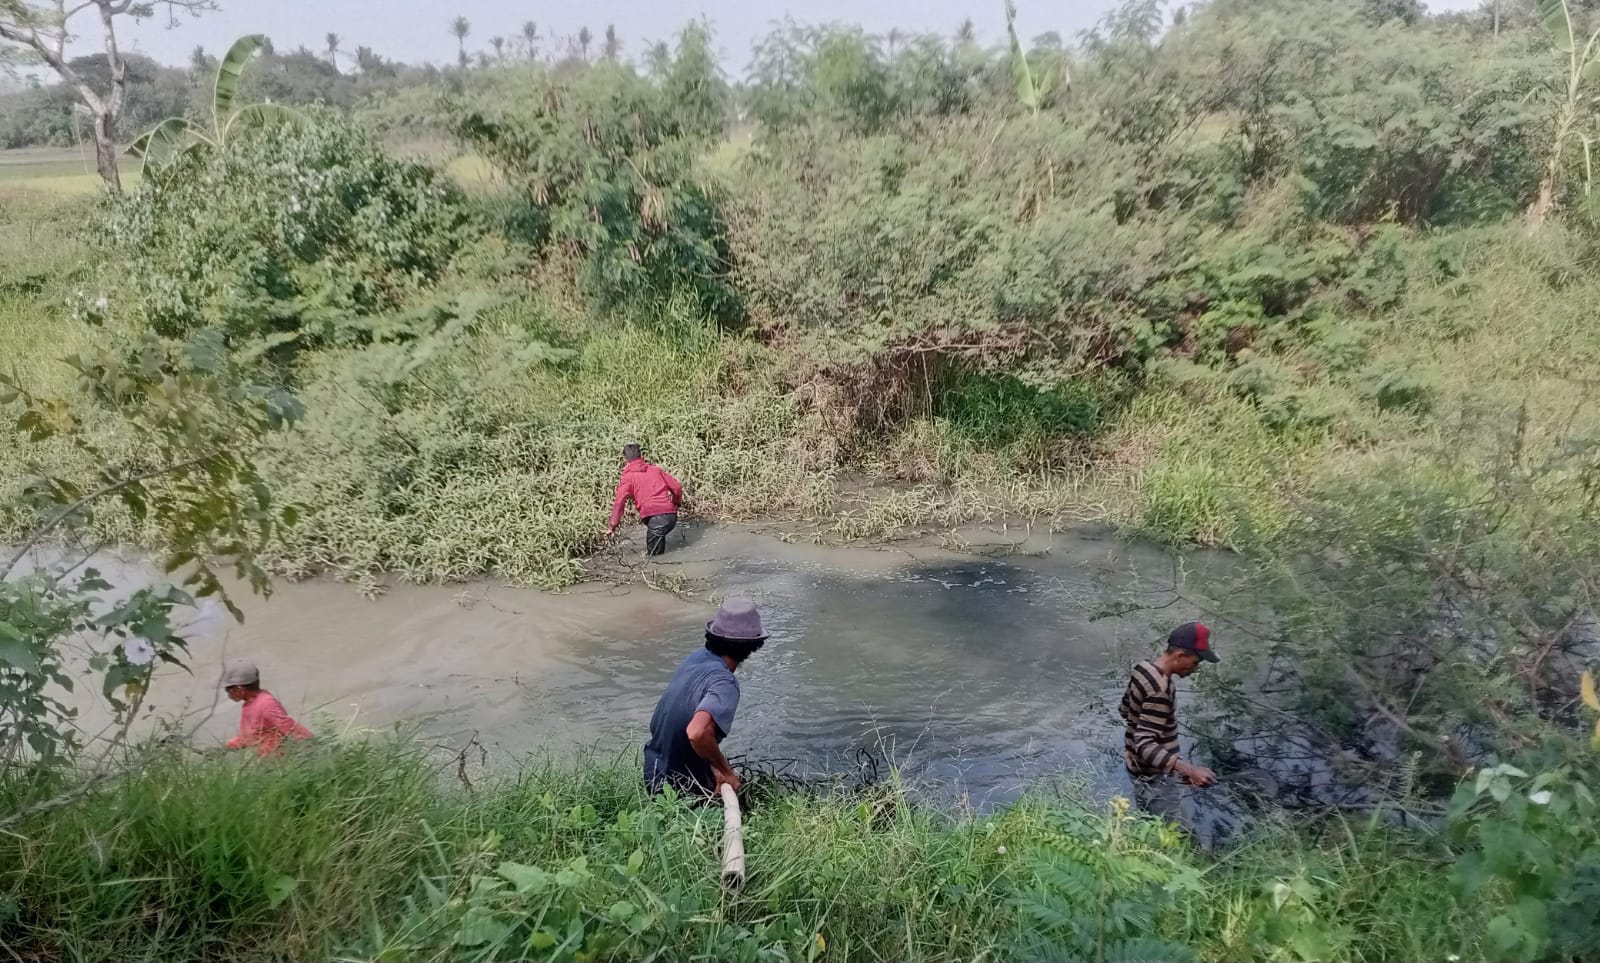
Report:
221,659,260,687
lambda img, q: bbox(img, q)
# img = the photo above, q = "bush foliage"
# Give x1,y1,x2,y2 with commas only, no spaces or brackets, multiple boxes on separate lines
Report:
103,111,471,350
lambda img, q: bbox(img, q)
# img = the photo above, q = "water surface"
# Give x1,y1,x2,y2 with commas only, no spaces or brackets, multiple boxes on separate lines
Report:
61,522,1217,807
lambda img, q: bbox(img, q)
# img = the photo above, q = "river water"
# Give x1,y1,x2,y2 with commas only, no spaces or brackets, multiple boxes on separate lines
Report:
55,522,1224,810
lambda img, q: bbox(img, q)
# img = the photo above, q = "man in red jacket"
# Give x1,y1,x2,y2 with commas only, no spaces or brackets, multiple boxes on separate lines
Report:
607,444,685,556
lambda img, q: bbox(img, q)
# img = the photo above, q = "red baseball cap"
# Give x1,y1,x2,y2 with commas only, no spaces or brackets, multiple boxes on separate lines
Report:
1167,622,1219,663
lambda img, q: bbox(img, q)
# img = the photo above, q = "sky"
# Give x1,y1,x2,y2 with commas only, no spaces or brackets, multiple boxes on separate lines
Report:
55,0,1485,73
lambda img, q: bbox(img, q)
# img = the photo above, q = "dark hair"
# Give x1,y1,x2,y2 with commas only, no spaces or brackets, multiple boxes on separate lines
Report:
705,632,765,665
622,443,643,461
230,681,262,692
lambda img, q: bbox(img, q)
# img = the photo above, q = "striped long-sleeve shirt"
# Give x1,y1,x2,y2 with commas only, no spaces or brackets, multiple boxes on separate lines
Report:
1119,660,1179,777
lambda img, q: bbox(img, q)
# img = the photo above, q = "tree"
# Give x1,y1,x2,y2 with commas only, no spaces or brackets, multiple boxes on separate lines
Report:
490,35,505,61
450,15,470,68
644,39,670,77
603,24,620,61
521,19,539,60
0,0,218,190
0,316,303,784
324,32,341,71
1364,0,1424,25
886,27,904,57
187,43,211,88
664,21,727,137
956,17,977,49
354,44,382,75
577,25,593,61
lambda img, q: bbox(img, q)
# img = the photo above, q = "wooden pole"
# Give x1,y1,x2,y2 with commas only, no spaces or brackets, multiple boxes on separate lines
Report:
719,783,746,887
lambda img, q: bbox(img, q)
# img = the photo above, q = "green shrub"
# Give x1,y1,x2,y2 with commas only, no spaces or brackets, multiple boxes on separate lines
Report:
450,35,737,327
939,374,1112,449
101,110,473,350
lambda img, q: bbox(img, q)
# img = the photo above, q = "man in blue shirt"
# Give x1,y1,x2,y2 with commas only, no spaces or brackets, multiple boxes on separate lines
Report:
644,599,768,795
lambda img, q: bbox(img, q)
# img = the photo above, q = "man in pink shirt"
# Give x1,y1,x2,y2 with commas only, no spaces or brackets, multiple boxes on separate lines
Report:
222,659,312,756
606,443,685,556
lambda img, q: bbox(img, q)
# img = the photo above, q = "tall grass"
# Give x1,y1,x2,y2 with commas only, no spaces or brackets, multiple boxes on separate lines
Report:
0,740,1495,962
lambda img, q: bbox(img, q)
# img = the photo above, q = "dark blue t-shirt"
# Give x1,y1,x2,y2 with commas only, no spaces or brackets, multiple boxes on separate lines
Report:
644,647,740,794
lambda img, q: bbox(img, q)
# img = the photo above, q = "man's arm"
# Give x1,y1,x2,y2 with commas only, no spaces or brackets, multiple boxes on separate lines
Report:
226,705,254,750
661,468,684,508
686,709,739,791
607,477,632,531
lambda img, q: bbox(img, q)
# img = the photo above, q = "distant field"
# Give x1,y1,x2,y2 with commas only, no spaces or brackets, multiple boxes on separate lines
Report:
0,144,503,195
0,146,139,193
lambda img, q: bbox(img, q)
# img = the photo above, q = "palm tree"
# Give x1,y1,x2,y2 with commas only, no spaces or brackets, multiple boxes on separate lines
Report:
577,25,592,61
490,35,506,60
521,20,539,60
324,32,341,69
450,16,471,67
886,28,904,57
188,45,210,87
602,24,620,61
955,18,977,49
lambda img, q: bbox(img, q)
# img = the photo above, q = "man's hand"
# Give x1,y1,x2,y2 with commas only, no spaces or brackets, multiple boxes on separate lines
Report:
1176,761,1217,788
715,766,741,793
603,525,616,538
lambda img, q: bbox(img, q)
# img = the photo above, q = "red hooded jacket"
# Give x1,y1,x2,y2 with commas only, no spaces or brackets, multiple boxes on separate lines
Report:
608,459,684,529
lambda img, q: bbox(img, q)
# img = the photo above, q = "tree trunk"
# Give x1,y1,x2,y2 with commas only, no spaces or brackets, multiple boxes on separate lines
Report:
91,111,122,191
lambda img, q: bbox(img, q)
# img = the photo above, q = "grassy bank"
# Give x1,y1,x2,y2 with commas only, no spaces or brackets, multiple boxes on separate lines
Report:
0,740,1495,962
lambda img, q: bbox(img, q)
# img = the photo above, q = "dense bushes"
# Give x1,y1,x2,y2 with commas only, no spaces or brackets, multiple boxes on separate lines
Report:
102,111,472,349
450,26,738,327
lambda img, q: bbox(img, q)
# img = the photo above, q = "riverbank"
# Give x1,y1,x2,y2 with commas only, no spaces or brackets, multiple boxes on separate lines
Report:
0,739,1494,963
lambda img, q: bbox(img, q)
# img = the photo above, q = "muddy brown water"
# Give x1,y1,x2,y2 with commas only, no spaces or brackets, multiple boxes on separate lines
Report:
45,522,1227,809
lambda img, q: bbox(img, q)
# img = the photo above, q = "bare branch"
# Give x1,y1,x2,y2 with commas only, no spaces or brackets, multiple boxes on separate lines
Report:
0,8,106,113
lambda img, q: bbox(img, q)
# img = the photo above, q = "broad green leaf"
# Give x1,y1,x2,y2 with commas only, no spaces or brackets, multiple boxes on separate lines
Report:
1539,0,1576,53
215,34,270,127
1004,0,1039,113
264,874,298,908
455,907,513,948
221,103,306,144
1581,670,1598,711
1582,55,1600,88
607,900,638,922
0,632,39,673
496,861,550,894
126,117,192,166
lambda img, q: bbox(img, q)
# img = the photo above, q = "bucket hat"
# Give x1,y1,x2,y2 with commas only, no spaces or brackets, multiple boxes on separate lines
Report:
707,599,767,641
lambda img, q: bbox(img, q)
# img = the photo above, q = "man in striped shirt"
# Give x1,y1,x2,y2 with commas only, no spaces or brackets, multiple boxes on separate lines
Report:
1119,622,1219,826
